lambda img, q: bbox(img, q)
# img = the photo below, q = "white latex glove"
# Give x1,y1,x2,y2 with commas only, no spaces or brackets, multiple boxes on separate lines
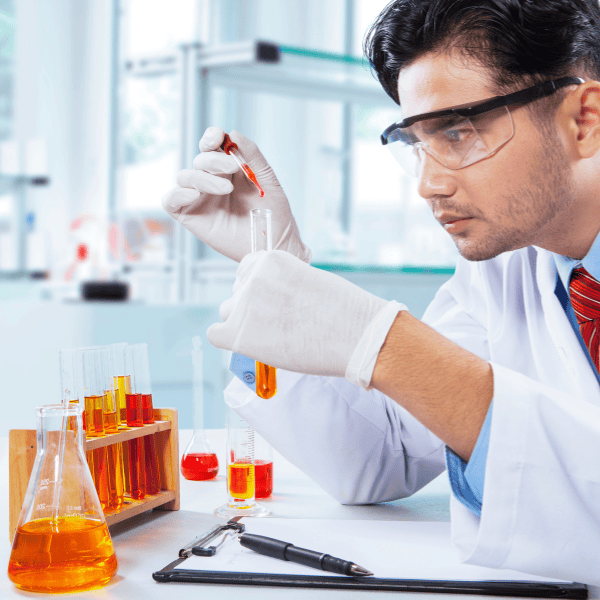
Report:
161,127,311,263
207,250,407,388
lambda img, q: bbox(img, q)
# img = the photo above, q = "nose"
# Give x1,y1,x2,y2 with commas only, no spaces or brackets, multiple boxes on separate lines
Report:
416,149,457,201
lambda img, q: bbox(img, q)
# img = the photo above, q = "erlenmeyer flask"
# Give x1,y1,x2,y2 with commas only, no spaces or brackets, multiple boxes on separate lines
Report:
181,336,219,481
8,404,118,593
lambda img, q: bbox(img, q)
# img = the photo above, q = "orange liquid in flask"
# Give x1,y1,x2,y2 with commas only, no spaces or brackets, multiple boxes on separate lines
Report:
8,517,117,593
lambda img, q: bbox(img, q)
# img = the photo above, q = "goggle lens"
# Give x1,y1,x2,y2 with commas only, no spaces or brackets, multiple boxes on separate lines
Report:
385,106,514,176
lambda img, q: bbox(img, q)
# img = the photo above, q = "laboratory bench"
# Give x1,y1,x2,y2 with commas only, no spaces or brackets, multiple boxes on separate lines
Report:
0,429,580,600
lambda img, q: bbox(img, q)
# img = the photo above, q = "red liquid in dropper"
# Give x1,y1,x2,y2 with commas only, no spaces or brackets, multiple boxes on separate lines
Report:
241,163,265,197
181,453,219,480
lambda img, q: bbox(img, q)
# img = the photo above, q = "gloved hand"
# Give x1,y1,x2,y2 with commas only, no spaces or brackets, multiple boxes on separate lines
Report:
161,128,311,263
207,250,407,388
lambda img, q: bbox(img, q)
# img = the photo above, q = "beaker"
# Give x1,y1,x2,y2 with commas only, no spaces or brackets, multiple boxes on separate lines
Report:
214,406,269,518
8,404,118,593
250,208,277,399
181,336,219,481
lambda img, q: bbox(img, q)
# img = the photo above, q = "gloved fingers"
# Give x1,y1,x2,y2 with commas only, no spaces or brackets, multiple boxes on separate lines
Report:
206,321,235,351
176,168,234,195
219,293,240,322
199,126,226,152
229,130,277,179
192,151,239,174
233,251,267,293
161,187,201,213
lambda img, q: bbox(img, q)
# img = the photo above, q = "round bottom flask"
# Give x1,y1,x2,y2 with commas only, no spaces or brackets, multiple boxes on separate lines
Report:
181,429,219,481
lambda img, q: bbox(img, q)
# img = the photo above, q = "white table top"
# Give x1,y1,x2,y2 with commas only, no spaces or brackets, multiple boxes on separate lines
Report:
0,429,529,600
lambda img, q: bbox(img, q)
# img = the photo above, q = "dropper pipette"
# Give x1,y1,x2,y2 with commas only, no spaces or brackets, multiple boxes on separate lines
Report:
221,134,265,197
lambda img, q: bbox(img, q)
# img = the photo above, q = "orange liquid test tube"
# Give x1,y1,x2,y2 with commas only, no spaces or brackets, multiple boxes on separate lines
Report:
255,362,277,399
250,208,277,399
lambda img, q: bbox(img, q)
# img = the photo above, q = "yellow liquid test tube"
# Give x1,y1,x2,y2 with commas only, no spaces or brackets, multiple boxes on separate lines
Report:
250,208,277,399
114,375,131,428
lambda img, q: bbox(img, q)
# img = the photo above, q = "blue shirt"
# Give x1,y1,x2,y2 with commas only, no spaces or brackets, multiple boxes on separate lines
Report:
448,232,600,517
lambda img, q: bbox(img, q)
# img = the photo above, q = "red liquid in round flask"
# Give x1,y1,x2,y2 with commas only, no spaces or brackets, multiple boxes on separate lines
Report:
181,336,219,481
181,451,219,480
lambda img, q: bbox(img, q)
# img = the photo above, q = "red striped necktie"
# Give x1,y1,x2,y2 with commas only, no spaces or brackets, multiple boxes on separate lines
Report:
569,266,600,372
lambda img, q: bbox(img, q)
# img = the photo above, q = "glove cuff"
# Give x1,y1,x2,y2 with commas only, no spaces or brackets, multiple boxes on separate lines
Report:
345,301,408,389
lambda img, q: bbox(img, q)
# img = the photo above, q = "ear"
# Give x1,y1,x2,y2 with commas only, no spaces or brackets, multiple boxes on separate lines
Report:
569,82,600,158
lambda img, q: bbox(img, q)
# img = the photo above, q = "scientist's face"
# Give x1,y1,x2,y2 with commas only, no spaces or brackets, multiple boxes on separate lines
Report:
397,51,575,262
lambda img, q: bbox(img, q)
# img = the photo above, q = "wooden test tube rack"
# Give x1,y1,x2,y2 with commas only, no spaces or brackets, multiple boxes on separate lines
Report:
8,408,180,543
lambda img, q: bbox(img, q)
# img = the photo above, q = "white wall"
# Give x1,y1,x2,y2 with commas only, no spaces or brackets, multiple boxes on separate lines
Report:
14,0,114,278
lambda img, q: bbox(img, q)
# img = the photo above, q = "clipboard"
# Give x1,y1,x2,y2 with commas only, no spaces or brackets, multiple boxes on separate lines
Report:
152,519,588,598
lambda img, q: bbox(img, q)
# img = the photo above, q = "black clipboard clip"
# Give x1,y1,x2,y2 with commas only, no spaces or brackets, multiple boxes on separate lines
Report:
178,517,245,558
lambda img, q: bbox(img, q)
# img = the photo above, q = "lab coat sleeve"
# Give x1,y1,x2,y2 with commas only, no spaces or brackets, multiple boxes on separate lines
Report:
224,258,492,506
225,371,445,505
451,363,600,585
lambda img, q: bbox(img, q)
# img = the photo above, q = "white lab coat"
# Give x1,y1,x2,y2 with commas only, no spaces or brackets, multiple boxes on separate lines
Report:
224,245,600,586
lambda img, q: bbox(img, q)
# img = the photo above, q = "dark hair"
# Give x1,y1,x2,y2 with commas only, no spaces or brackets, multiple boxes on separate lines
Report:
365,0,600,106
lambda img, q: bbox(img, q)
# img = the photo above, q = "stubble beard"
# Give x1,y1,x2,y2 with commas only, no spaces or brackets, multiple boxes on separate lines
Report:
452,132,574,262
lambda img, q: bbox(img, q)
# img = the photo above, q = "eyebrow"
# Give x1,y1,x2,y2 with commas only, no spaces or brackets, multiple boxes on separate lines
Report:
420,115,462,135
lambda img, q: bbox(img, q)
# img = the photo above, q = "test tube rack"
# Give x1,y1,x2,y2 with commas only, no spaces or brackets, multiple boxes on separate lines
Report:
8,408,180,543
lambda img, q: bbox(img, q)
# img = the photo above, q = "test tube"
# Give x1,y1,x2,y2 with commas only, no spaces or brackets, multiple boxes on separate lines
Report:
134,343,161,495
81,348,106,438
250,208,277,399
79,348,109,510
98,347,125,511
59,348,81,431
110,343,129,428
124,345,143,427
124,344,146,500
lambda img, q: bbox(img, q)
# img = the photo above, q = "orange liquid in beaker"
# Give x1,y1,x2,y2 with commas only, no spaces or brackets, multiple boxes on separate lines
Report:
8,517,117,593
256,362,276,399
229,463,255,499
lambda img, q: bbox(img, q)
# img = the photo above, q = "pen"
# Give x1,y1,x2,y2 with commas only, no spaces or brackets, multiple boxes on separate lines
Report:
238,533,373,577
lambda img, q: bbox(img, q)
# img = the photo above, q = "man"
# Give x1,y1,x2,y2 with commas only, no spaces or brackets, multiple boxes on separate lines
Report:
162,0,600,585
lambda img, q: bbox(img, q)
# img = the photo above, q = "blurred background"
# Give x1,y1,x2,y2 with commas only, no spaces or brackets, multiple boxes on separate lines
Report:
0,0,458,434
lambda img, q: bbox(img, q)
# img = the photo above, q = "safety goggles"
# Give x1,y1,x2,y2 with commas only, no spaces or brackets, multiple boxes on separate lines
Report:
381,77,584,177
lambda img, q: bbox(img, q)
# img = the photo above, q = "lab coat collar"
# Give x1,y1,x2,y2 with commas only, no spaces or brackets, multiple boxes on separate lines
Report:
535,246,600,397
552,228,600,289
